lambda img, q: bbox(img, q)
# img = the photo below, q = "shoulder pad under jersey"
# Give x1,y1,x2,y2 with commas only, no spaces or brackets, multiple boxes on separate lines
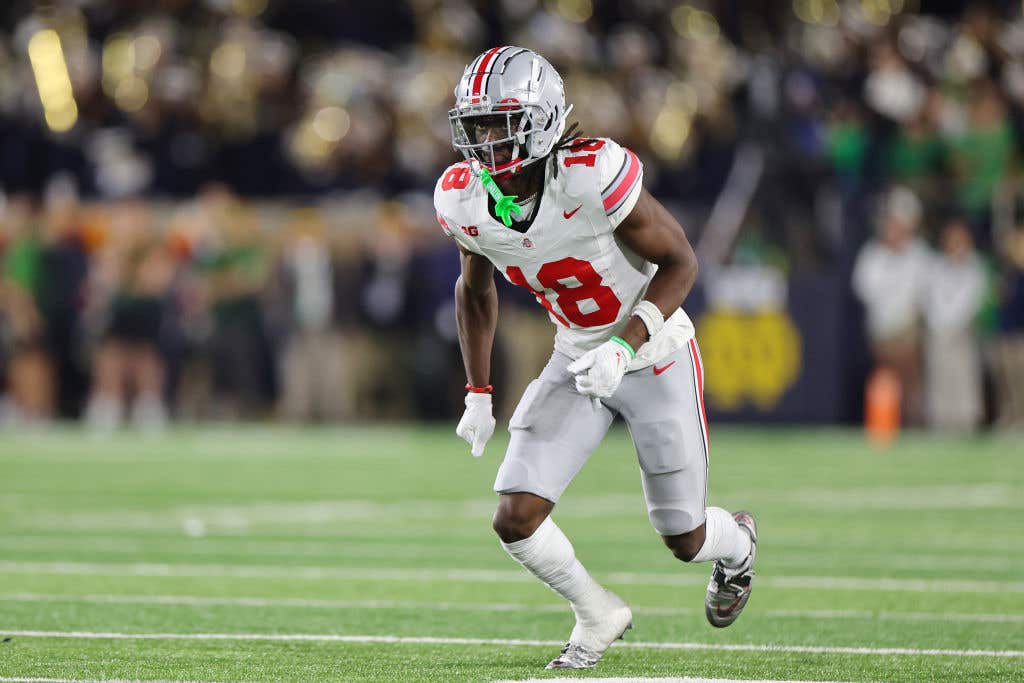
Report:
556,137,643,229
433,161,484,252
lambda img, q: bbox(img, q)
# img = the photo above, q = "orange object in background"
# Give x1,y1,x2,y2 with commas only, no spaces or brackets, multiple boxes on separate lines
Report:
866,367,902,447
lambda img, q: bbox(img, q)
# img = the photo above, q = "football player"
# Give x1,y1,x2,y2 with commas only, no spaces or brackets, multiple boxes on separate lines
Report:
434,47,757,670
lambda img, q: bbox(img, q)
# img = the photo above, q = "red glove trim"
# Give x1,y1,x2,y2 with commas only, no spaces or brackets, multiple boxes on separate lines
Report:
465,384,494,394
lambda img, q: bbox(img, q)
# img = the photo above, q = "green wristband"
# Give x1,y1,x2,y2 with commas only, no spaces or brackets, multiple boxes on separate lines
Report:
609,336,635,359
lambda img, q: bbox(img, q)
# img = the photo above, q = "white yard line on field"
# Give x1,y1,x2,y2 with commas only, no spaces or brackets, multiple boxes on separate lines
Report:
10,500,496,531
1,631,1022,658
0,592,565,614
0,536,470,562
1,560,1022,594
752,483,1024,510
0,428,403,462
495,678,873,683
0,679,868,683
2,592,1022,624
3,524,1017,556
8,484,1024,534
0,679,248,683
0,678,873,683
0,678,870,683
0,535,1017,572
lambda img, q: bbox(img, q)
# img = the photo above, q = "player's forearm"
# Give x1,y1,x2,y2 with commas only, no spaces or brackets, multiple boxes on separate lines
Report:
620,254,698,351
455,275,499,387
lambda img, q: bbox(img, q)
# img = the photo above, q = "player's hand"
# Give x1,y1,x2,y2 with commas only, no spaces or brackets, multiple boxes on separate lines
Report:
566,339,631,399
456,392,496,457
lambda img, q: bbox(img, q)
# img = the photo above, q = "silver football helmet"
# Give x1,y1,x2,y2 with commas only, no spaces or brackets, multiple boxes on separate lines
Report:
449,47,572,175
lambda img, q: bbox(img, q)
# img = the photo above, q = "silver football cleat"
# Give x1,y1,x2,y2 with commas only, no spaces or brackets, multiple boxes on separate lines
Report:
545,642,603,669
546,590,633,669
705,510,757,628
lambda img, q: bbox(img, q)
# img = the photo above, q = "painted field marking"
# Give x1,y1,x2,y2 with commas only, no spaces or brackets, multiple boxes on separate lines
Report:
1,560,1022,594
3,523,1016,557
8,484,1024,534
0,535,1017,572
9,483,1024,528
0,678,866,683
752,483,1023,510
494,678,871,683
0,631,1022,659
0,428,408,463
1,592,1022,624
0,679,247,683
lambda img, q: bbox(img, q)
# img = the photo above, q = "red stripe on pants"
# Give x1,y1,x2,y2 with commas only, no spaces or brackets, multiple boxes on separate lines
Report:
689,338,710,452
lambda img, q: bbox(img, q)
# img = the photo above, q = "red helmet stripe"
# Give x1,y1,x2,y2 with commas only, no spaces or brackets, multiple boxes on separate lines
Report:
471,46,506,96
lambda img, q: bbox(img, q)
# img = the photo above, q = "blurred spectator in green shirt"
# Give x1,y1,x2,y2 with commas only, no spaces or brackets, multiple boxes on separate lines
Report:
0,195,54,422
949,80,1017,246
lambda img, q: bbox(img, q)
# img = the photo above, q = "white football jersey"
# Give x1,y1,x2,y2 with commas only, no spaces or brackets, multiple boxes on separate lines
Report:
434,137,694,370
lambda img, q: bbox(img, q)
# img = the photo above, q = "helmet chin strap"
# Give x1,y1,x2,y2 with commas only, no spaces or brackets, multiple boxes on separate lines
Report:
561,103,574,126
465,99,573,226
482,136,524,177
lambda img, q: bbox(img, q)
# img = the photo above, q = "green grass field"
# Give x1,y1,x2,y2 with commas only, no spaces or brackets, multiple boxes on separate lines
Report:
0,425,1022,682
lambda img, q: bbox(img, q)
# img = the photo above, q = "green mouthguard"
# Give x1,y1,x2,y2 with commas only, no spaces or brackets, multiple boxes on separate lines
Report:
478,166,523,227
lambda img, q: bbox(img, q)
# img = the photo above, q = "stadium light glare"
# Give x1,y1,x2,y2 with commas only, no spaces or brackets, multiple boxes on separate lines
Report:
405,70,450,109
44,101,78,133
102,33,134,96
27,29,78,133
545,0,593,23
291,120,333,167
671,5,720,42
115,76,150,113
133,35,163,72
666,81,699,113
793,0,840,26
312,106,350,143
211,42,247,81
233,0,269,17
860,0,893,26
650,107,692,162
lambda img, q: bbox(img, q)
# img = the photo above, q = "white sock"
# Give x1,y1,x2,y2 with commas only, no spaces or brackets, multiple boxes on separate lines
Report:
502,516,606,616
691,506,752,568
85,394,122,431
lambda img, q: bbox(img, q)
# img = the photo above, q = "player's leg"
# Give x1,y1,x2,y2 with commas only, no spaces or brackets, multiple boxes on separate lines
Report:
612,338,756,628
492,351,632,669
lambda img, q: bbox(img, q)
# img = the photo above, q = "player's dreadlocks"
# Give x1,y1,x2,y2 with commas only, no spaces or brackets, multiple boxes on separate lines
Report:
512,121,590,210
552,121,586,151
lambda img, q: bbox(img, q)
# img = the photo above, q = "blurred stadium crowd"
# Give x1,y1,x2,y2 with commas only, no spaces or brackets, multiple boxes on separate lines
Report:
0,0,1023,429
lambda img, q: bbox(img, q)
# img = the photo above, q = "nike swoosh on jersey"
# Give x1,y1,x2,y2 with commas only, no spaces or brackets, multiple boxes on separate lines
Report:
653,361,676,376
563,204,583,219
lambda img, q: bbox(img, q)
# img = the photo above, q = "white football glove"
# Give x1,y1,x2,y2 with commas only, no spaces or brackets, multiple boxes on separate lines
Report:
456,392,496,457
566,338,632,400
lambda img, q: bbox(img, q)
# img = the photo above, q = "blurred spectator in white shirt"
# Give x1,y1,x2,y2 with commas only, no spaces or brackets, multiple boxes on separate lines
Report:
274,217,351,423
922,219,988,430
853,186,933,426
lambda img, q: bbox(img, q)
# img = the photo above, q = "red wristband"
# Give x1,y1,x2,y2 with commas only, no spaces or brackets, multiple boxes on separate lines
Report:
465,383,493,394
